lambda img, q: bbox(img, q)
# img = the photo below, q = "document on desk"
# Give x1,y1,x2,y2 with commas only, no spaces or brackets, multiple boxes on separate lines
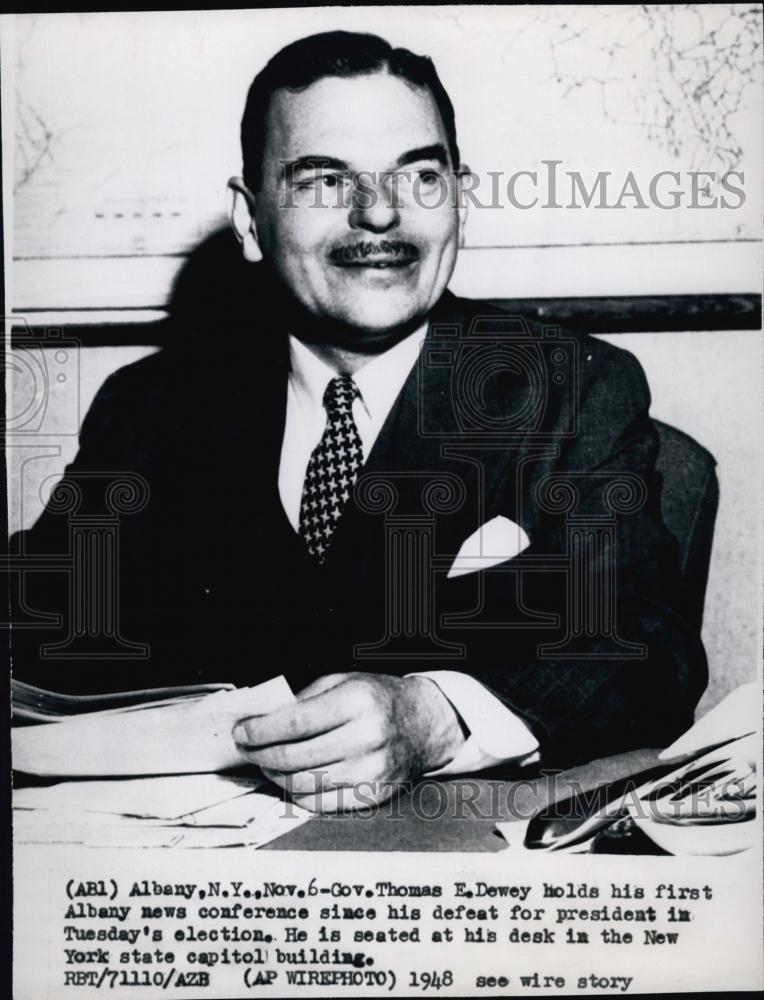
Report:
13,773,312,848
495,682,758,857
659,680,759,759
12,675,294,777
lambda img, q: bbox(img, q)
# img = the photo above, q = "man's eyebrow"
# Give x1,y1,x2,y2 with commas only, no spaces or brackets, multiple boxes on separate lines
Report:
281,145,450,177
282,156,350,176
395,144,450,168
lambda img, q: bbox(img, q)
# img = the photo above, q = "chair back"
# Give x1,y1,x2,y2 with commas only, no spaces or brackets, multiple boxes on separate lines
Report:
654,419,719,630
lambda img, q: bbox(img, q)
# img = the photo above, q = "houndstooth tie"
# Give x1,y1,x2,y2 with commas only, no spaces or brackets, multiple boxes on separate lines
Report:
299,374,364,562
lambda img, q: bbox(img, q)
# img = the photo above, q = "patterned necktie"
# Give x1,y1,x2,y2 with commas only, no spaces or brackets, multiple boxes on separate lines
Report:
299,374,364,562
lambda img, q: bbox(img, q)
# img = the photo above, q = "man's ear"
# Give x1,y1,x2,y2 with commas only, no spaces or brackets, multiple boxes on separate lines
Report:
227,176,263,262
455,165,471,248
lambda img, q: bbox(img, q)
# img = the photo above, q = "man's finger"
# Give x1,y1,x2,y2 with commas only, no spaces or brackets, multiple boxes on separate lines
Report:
260,766,290,790
233,684,354,747
293,779,399,814
296,674,349,700
238,719,367,772
267,752,388,797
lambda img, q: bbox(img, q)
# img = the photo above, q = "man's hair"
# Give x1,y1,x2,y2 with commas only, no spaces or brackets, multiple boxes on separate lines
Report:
241,30,460,192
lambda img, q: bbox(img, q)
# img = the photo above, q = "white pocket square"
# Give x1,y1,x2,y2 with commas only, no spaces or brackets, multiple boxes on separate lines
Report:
447,515,530,579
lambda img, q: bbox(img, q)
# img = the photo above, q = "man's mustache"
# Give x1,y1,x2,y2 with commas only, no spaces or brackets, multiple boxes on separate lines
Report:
329,240,420,264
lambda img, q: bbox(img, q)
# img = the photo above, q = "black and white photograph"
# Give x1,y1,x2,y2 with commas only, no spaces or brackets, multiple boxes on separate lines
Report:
4,5,763,997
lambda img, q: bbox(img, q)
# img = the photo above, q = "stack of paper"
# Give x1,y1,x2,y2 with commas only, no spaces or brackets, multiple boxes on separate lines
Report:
14,773,311,849
659,681,758,759
12,678,236,723
12,676,294,777
496,682,759,856
13,675,313,848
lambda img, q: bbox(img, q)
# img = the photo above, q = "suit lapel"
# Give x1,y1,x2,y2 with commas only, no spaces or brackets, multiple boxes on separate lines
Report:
193,327,309,570
325,293,526,573
212,294,535,578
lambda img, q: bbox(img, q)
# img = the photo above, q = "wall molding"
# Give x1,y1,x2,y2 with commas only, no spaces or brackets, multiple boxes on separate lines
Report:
10,294,761,348
12,239,763,313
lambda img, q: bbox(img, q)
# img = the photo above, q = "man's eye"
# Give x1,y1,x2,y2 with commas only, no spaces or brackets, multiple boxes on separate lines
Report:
317,174,349,189
419,170,442,185
293,174,345,190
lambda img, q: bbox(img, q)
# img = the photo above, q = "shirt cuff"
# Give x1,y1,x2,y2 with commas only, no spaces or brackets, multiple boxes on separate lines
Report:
407,670,540,776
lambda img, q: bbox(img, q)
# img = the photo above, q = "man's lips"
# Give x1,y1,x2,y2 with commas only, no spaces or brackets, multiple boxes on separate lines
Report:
329,240,420,267
334,258,416,268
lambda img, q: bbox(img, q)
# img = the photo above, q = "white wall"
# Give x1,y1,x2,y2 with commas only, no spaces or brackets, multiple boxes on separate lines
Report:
5,7,762,313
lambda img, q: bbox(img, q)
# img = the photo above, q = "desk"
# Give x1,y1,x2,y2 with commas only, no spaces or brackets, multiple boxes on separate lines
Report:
261,748,661,852
15,745,759,999
12,747,664,853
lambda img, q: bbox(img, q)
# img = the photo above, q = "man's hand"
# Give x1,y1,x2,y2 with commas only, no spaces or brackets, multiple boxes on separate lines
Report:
232,673,466,812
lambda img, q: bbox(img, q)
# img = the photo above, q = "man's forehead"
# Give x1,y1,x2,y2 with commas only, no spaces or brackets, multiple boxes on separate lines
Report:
263,71,448,166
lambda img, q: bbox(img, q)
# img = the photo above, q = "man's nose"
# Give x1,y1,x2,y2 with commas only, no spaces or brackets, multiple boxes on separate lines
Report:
348,172,400,233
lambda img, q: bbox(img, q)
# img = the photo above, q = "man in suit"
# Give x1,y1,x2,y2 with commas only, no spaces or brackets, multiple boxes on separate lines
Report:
11,31,707,811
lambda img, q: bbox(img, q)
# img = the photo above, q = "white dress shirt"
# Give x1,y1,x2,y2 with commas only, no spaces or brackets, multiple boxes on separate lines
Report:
278,327,539,775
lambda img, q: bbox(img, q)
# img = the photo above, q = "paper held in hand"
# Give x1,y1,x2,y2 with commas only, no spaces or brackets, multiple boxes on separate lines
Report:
11,676,295,777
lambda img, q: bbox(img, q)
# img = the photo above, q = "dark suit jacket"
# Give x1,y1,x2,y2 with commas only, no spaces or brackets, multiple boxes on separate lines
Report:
10,290,708,768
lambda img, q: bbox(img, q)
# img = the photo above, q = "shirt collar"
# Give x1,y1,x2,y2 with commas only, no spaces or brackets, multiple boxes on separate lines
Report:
287,322,429,421
287,335,336,413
